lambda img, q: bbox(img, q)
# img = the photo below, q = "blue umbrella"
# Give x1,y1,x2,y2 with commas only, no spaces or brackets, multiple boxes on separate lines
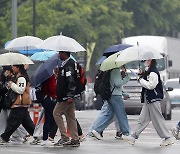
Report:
30,51,57,61
96,56,107,65
30,53,76,87
96,44,133,65
103,44,132,56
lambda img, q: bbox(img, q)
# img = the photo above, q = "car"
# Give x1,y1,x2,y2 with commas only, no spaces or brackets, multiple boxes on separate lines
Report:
165,78,180,108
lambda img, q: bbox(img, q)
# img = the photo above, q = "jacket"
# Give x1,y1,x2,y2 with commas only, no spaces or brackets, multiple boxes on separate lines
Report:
11,74,31,108
139,67,163,103
110,68,130,96
56,58,77,102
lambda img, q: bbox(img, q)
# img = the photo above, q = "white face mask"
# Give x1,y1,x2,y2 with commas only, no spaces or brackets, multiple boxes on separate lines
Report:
144,61,149,67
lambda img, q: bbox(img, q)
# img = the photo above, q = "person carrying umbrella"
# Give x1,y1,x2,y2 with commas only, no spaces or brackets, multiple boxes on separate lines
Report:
122,59,174,146
0,65,35,144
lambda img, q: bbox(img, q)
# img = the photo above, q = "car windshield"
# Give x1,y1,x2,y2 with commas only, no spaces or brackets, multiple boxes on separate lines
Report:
166,80,180,89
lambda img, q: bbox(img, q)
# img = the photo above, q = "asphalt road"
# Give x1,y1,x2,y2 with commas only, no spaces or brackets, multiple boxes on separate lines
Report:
0,109,180,154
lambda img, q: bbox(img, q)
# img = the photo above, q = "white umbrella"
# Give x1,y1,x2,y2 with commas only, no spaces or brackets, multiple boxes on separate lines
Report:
37,34,86,52
5,36,43,51
0,53,34,66
100,46,163,71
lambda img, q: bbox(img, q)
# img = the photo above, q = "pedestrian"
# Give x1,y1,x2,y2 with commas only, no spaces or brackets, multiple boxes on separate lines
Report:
0,64,35,144
88,90,129,140
122,59,174,146
88,66,131,140
53,51,80,147
30,74,58,146
171,121,180,140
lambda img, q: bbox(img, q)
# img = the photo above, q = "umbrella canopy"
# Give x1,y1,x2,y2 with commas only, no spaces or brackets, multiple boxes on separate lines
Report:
100,46,163,71
5,36,43,51
96,56,107,65
0,53,34,66
37,34,86,52
30,53,76,87
30,51,57,61
103,44,132,56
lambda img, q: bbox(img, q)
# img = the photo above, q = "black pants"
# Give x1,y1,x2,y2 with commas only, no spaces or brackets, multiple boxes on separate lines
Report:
1,107,35,142
41,97,57,140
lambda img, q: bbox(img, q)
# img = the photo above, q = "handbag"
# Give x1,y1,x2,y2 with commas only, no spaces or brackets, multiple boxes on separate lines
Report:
3,89,18,109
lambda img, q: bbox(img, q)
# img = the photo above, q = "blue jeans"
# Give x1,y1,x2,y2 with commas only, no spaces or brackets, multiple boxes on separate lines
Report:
88,101,114,134
89,95,130,135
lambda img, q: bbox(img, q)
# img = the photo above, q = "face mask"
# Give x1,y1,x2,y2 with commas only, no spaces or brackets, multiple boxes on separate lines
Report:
144,61,149,67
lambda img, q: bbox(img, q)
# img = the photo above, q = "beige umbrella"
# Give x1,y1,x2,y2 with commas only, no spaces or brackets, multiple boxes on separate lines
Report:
0,53,34,66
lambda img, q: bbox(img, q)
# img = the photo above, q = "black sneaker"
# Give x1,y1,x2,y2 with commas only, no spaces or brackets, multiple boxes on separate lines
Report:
30,138,41,145
63,139,80,147
115,132,123,140
0,137,8,145
54,138,70,146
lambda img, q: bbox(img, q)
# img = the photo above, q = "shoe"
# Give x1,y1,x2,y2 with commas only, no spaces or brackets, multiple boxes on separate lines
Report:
171,128,180,140
63,139,80,147
41,140,54,146
0,137,8,145
160,137,174,146
54,138,70,146
30,138,41,145
122,135,135,145
10,136,24,143
79,134,86,142
115,132,123,140
23,135,31,143
91,130,103,140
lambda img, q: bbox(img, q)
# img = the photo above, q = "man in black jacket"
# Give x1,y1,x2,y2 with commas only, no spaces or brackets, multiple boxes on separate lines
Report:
53,51,80,147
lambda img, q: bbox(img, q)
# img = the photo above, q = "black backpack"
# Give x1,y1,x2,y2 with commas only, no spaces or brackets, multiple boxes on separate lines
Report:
94,70,115,100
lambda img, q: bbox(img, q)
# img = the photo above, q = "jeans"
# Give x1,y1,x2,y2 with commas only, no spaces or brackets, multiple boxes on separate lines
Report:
177,121,180,130
89,95,130,135
88,101,114,134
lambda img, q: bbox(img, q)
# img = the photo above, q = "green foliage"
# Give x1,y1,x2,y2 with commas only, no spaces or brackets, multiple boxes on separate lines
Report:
0,0,180,79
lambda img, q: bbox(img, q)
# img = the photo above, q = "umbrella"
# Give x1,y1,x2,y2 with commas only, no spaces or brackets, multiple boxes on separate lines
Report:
100,46,163,71
5,36,43,51
0,53,34,66
30,53,76,87
96,44,132,65
37,34,86,52
103,44,132,56
30,51,57,61
96,56,107,65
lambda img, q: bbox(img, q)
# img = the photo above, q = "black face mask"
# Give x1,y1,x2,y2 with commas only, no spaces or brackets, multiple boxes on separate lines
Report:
121,71,126,78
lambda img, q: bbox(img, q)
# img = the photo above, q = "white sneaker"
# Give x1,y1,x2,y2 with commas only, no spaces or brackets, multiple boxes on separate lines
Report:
91,130,103,140
160,137,174,146
41,140,54,146
122,135,135,145
171,128,180,140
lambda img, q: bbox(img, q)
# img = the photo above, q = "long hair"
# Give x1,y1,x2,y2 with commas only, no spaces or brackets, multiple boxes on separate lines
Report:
14,65,30,83
143,59,157,77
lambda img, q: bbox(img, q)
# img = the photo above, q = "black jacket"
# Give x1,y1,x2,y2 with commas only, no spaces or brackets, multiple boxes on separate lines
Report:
56,59,77,102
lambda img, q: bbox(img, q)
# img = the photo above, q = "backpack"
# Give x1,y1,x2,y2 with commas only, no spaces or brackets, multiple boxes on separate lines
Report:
75,63,87,95
94,70,115,100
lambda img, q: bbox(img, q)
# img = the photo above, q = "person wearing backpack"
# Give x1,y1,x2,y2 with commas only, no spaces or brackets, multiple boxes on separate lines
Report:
53,51,80,147
0,65,35,144
89,66,131,140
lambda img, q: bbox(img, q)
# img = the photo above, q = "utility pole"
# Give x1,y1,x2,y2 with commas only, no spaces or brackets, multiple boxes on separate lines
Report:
12,0,17,39
33,0,36,36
